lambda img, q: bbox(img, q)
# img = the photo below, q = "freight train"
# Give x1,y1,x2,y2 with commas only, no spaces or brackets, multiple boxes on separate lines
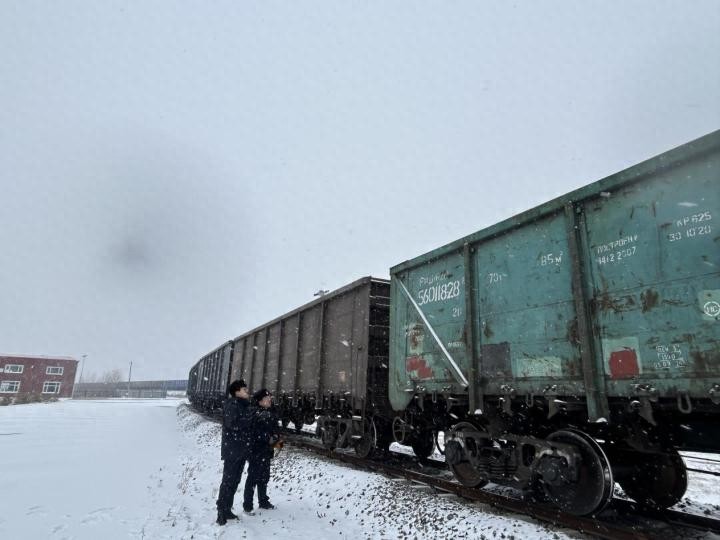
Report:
189,130,720,516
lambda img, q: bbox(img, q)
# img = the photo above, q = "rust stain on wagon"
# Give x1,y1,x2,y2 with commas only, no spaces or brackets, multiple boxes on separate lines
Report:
408,324,424,349
483,321,494,339
566,319,580,345
596,292,637,313
690,349,720,374
640,289,660,312
406,356,434,380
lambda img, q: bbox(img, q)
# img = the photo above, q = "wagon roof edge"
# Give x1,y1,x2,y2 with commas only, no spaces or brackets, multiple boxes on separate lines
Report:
390,129,720,275
227,276,389,346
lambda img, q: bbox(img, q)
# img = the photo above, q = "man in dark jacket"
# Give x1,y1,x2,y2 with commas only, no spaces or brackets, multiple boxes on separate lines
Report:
243,388,280,513
216,379,252,525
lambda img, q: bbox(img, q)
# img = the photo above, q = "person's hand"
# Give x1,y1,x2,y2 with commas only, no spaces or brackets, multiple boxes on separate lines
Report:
272,439,284,458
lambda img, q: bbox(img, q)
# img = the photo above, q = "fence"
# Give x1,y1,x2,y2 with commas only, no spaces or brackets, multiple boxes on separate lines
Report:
73,380,187,399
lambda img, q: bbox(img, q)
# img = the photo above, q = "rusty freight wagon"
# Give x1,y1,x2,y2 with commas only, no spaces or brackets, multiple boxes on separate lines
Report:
230,277,392,456
388,130,720,515
187,341,234,412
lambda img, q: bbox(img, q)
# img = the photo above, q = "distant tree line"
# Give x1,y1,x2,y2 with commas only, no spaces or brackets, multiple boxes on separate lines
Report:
80,368,124,384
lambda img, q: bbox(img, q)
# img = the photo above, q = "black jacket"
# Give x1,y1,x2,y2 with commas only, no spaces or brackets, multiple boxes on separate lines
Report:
249,406,280,459
220,396,252,460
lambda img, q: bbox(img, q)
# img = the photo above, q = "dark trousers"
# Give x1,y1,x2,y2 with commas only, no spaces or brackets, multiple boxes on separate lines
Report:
243,453,271,508
216,454,247,513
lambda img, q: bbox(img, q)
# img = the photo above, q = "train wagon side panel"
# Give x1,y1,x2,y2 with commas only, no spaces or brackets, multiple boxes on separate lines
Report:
210,350,220,396
473,212,585,397
366,280,391,413
250,328,267,391
389,213,585,409
197,356,207,396
278,314,300,394
390,253,469,412
297,304,322,393
581,151,720,398
241,335,254,384
229,338,245,385
389,130,720,416
263,322,282,391
220,343,233,396
321,286,365,398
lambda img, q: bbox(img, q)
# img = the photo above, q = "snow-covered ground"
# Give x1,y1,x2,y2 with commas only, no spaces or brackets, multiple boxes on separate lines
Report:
1,399,717,539
0,399,183,539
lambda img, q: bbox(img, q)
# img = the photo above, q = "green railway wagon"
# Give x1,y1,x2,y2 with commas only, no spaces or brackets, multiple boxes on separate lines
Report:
388,130,720,515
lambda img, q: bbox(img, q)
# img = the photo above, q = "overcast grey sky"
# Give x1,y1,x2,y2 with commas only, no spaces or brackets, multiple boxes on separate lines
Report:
1,1,719,380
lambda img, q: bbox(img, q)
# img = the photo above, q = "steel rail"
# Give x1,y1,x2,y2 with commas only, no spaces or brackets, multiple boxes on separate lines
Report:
280,432,648,540
297,439,720,538
684,455,720,465
686,467,720,477
281,431,720,538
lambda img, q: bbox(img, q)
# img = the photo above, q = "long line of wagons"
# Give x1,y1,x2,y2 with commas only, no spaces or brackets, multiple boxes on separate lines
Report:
189,131,720,516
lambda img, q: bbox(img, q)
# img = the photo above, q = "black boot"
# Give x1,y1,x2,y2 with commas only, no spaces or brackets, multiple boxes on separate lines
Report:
259,502,275,510
225,509,239,520
216,511,227,525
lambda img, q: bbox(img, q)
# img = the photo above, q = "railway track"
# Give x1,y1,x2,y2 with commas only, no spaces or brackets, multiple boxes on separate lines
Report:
683,454,720,477
197,409,719,539
281,431,720,540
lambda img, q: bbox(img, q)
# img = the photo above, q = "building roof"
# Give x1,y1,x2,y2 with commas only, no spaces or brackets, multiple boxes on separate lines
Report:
0,353,78,362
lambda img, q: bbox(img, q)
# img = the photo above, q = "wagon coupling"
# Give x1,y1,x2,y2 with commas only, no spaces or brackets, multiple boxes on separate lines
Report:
676,392,692,414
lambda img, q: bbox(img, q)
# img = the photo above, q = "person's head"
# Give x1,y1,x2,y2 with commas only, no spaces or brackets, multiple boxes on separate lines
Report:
253,388,272,408
227,379,249,400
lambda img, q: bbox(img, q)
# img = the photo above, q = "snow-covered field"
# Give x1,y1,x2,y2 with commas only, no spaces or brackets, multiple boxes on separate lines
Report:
1,399,717,539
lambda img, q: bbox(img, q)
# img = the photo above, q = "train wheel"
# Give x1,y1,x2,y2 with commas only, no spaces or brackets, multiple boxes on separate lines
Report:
619,449,687,509
354,417,378,458
445,422,489,488
541,429,614,516
391,416,413,445
411,432,435,460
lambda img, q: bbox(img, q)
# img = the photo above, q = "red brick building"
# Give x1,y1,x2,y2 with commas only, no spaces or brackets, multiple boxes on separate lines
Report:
0,354,79,399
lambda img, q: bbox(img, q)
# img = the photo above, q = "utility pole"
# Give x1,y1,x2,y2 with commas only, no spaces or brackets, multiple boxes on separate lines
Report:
79,354,87,383
127,361,133,399
72,354,87,400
